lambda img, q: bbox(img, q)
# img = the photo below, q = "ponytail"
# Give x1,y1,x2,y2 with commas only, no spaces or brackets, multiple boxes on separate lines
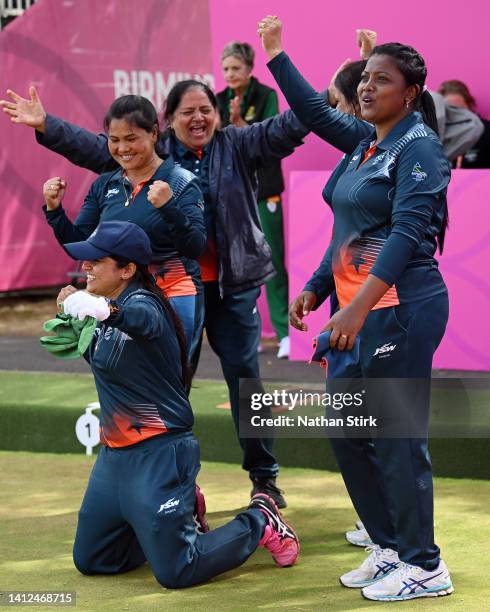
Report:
417,89,439,136
115,261,191,389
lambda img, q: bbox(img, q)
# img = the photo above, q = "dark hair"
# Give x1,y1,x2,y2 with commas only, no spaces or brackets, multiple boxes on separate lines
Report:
103,95,160,135
163,80,218,129
114,260,191,389
370,43,438,136
371,43,448,252
221,41,255,70
438,79,476,112
334,60,366,112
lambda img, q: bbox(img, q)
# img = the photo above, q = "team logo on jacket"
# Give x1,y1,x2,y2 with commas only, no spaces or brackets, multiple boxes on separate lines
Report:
411,162,428,182
105,188,120,198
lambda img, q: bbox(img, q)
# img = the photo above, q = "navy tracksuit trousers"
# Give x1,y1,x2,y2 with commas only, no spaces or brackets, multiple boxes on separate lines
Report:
203,282,278,479
73,432,265,588
329,292,449,571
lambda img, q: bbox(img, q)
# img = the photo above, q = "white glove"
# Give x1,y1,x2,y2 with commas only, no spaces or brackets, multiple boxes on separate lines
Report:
62,291,110,321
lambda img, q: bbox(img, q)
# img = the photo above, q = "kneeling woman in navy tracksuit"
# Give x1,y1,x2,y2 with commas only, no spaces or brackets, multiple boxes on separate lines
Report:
259,16,453,603
55,220,299,588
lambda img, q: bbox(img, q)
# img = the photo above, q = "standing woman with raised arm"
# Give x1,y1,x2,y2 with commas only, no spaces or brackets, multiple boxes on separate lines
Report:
1,78,309,508
258,16,453,603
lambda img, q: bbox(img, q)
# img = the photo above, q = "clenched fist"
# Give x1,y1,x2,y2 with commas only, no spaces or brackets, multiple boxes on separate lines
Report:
257,15,283,60
147,180,173,208
43,177,67,210
356,29,377,59
56,285,78,311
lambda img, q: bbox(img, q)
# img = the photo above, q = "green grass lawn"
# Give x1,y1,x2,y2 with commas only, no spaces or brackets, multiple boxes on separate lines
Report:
0,372,489,479
1,451,489,611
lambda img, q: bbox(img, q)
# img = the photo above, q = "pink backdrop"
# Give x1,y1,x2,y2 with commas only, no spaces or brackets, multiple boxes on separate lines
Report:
1,0,488,370
0,0,213,291
288,170,490,371
209,0,490,340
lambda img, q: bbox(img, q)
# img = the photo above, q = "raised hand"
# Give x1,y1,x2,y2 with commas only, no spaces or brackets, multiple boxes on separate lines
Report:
257,15,283,60
147,180,173,208
43,177,67,211
356,29,377,59
0,86,47,131
328,58,353,108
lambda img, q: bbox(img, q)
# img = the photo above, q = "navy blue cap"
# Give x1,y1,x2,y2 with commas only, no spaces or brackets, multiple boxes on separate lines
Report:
64,221,152,265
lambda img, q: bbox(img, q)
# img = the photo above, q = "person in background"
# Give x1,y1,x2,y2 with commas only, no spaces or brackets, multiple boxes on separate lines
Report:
217,41,290,359
1,78,309,509
438,79,490,168
328,31,484,164
51,219,299,588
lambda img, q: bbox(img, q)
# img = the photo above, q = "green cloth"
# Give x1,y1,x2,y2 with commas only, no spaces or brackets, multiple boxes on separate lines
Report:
40,313,97,359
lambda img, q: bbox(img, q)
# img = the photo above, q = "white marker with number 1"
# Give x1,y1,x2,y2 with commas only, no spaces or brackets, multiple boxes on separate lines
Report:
75,402,100,455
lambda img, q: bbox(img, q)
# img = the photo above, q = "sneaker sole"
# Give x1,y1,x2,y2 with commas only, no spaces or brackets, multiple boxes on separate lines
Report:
362,584,454,601
340,568,399,589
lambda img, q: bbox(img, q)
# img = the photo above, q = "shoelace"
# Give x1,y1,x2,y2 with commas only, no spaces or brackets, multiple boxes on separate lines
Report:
387,562,416,580
273,518,291,538
265,530,283,552
193,513,205,535
364,544,382,562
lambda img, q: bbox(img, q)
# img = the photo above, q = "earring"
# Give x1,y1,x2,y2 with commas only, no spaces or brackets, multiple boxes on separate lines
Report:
406,100,411,109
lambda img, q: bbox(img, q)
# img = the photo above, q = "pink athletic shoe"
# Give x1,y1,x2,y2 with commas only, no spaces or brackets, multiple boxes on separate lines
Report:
193,484,209,535
249,493,299,567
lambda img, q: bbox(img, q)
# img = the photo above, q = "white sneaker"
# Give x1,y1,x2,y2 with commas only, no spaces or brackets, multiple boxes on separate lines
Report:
355,520,364,530
276,336,290,359
345,525,373,547
340,545,400,588
362,559,454,601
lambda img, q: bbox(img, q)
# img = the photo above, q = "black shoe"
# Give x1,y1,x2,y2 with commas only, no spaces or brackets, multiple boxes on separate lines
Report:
251,477,287,509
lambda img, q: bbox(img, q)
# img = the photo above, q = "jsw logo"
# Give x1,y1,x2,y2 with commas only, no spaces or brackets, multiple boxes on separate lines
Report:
373,343,397,357
158,498,180,513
